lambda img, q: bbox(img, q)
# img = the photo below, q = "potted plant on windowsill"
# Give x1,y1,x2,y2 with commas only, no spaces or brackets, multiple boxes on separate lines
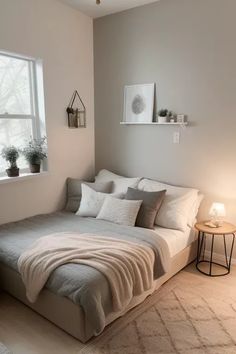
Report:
1,146,20,177
22,137,47,173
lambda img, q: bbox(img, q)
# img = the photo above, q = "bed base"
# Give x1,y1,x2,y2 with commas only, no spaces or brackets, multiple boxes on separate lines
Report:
0,240,197,343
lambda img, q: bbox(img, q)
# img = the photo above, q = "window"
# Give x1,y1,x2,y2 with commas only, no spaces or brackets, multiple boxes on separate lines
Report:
0,51,46,175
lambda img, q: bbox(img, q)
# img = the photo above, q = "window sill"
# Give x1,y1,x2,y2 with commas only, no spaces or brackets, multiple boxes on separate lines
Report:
0,171,49,185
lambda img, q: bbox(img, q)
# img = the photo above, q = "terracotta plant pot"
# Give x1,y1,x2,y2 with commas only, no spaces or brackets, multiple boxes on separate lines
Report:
30,164,41,173
6,167,19,177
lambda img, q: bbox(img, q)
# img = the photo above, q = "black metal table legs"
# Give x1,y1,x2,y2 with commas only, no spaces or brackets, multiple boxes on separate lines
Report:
196,231,235,276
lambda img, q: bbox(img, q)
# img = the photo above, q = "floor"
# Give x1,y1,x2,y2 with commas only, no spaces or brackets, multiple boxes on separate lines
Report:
0,263,236,354
0,292,84,354
91,263,236,354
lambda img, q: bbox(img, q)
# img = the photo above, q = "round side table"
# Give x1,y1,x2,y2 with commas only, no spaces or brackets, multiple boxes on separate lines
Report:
195,222,236,277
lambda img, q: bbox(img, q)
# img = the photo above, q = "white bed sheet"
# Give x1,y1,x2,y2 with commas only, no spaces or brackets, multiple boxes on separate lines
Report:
153,225,197,258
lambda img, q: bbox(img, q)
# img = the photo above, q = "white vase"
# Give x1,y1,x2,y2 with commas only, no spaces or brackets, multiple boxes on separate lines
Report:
158,116,167,123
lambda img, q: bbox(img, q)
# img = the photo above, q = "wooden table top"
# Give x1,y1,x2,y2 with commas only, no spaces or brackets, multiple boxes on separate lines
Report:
195,222,236,235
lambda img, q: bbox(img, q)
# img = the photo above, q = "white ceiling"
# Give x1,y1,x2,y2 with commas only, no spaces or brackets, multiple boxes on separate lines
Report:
59,0,159,18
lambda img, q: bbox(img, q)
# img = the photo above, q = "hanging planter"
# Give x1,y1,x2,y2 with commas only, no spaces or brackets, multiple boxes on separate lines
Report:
66,90,86,128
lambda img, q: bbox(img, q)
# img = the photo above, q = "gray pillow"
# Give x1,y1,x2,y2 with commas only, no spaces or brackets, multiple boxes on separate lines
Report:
125,187,166,229
66,178,113,212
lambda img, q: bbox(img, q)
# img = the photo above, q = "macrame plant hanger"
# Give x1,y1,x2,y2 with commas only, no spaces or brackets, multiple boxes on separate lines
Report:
66,90,86,128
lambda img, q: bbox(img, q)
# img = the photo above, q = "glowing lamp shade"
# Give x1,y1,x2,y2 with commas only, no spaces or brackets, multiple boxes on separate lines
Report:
209,203,226,217
209,203,226,227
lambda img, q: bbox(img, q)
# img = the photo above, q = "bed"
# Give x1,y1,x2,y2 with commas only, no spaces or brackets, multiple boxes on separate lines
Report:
0,171,201,343
0,212,197,343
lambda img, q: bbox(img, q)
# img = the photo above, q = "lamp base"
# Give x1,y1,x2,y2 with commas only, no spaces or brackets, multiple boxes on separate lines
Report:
204,221,219,228
205,219,224,228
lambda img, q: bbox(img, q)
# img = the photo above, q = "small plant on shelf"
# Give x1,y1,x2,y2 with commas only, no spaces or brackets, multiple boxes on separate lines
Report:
167,111,176,122
158,109,168,117
1,146,20,177
21,137,47,173
157,109,168,123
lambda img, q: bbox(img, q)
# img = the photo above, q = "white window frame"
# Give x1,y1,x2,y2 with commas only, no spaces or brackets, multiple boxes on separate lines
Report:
0,50,47,177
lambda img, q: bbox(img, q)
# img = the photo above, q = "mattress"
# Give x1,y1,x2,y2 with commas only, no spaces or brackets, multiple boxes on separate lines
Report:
154,225,197,258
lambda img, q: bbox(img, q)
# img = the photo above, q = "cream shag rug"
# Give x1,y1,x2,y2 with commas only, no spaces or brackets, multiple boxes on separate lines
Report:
0,343,11,354
79,267,236,354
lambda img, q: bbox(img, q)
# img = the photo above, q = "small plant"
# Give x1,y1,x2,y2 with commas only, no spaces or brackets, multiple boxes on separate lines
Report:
1,146,20,177
167,111,176,121
1,146,19,168
21,137,47,173
158,109,168,117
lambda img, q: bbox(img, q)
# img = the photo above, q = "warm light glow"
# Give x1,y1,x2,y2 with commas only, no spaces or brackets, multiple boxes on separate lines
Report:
209,203,226,217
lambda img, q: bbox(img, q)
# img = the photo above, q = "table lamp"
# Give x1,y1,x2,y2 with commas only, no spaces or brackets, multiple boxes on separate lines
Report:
209,202,226,227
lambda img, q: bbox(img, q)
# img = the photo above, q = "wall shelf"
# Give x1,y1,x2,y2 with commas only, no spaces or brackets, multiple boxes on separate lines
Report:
120,122,188,126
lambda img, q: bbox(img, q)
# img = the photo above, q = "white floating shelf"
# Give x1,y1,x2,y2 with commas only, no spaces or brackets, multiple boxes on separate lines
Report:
120,122,188,126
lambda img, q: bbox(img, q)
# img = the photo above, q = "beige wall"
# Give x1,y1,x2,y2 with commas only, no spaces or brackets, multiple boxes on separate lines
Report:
94,0,236,256
0,0,94,224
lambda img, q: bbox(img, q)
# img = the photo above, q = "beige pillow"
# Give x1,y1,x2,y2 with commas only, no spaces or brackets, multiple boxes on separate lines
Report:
95,169,141,194
66,178,113,212
76,184,123,217
97,196,142,227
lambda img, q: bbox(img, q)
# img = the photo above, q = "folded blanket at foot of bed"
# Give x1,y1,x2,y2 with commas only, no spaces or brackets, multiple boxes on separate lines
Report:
18,233,156,312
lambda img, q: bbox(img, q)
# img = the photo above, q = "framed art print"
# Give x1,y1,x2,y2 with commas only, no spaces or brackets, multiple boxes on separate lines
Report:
123,83,155,123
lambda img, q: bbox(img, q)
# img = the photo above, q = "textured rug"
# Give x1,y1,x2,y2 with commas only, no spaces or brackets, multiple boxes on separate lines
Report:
0,343,11,354
79,268,236,354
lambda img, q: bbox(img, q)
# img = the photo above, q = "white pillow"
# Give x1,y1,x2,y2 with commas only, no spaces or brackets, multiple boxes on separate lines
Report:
188,193,204,227
187,193,204,227
138,179,199,231
97,196,142,227
76,184,123,217
95,169,141,194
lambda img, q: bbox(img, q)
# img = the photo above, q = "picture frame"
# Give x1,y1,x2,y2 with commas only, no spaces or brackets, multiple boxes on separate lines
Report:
123,83,155,123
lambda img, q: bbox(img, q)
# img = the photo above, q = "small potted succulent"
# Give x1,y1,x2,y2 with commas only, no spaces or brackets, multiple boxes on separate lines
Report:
22,137,47,173
1,146,20,177
157,109,168,123
167,111,176,123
